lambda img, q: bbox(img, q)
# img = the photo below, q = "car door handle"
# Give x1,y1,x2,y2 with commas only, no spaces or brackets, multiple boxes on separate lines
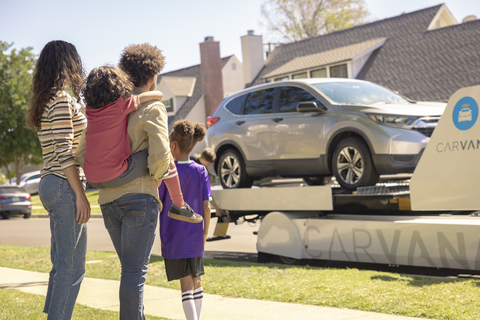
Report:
235,120,245,125
272,117,283,123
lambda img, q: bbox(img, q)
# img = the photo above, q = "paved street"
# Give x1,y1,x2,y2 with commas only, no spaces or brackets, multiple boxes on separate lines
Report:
0,216,260,256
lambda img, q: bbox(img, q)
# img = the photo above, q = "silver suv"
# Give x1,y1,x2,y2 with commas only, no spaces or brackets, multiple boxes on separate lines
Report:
206,78,446,190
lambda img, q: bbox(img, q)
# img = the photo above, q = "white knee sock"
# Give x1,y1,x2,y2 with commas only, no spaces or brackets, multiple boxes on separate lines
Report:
182,290,198,320
193,287,203,319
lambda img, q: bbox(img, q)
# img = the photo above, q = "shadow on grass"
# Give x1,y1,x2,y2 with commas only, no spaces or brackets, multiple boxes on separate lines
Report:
370,274,475,287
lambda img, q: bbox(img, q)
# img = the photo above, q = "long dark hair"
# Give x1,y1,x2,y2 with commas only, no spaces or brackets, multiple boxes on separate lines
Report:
27,40,85,131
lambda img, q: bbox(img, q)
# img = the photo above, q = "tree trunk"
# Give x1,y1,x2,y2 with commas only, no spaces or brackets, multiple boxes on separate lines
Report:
14,153,24,185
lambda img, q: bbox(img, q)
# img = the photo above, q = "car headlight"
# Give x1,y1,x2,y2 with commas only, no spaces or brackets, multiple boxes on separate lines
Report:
367,114,419,128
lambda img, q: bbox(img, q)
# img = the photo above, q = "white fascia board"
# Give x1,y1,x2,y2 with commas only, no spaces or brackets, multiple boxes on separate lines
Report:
427,4,458,31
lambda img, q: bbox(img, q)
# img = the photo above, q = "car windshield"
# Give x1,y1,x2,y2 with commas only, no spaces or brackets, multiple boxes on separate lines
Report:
312,81,410,105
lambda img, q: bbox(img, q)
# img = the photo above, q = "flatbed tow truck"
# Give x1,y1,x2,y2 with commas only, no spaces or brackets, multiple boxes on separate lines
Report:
210,85,480,273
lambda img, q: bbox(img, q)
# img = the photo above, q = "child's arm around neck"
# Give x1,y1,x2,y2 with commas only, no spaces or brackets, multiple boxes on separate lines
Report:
138,91,163,104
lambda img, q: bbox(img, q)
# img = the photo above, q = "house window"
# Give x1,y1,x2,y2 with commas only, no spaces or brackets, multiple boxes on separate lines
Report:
292,72,307,79
310,68,326,78
274,76,289,82
164,98,174,113
330,64,347,78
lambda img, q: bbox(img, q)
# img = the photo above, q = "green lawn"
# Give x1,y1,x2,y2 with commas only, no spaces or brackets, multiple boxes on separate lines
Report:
0,288,168,320
1,245,480,320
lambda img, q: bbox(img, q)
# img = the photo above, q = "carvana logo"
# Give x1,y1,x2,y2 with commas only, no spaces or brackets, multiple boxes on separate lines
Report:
452,96,478,131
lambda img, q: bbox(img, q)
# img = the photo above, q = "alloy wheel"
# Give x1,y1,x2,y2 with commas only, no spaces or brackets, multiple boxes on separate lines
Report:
336,146,364,185
220,155,241,188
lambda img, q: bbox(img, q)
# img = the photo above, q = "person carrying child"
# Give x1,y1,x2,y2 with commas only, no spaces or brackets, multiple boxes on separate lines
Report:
82,65,201,223
158,120,212,320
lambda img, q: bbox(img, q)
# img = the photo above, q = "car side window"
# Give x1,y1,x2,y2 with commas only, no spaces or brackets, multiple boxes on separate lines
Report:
27,174,41,181
225,94,247,114
279,86,321,113
244,88,275,115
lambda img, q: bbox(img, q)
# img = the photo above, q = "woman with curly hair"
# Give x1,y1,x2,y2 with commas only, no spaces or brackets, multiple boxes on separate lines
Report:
158,120,212,320
82,65,201,223
26,40,90,320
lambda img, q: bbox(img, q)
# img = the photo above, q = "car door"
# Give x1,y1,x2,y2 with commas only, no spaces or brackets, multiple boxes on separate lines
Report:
271,85,327,176
234,87,275,163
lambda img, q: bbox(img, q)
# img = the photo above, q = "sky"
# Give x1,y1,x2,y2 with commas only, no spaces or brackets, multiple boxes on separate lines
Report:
1,0,479,74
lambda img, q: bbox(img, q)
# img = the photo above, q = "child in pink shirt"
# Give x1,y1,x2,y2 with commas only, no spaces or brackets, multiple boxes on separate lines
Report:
83,65,201,223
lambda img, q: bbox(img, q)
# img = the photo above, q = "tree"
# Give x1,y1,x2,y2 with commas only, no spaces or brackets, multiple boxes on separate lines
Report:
261,0,370,42
0,41,41,184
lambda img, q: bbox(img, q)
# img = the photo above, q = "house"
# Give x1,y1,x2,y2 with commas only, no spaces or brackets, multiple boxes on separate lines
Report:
156,37,245,154
252,4,480,102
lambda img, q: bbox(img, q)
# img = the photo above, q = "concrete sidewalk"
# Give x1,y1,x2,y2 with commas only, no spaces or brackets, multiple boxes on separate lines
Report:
0,267,427,320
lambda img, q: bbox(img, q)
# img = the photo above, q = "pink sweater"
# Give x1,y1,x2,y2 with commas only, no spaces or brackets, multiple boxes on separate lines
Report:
84,95,140,183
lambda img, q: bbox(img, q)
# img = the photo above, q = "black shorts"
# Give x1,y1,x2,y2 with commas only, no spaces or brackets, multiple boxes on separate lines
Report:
164,256,205,281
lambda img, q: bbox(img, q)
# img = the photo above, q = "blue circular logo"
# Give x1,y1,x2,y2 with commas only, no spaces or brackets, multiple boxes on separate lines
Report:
452,96,478,131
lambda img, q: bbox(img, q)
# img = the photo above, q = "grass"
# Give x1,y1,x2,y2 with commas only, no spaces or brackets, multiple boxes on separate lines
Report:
1,245,480,320
31,190,101,215
0,288,168,320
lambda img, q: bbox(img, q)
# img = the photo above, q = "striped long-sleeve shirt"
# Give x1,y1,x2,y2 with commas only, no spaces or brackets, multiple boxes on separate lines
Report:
38,91,87,180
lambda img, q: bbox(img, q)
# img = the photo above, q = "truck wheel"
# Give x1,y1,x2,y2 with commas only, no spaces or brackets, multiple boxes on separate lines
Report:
332,137,379,190
217,149,253,189
303,176,332,186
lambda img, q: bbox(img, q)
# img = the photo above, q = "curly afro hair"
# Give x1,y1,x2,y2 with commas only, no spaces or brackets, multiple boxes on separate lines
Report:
118,43,165,87
170,119,207,154
83,65,134,109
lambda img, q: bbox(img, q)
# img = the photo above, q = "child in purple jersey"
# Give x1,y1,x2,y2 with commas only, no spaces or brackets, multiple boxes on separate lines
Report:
158,119,211,320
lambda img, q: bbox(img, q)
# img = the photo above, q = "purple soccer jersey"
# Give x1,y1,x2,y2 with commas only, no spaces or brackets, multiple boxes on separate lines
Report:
158,160,212,259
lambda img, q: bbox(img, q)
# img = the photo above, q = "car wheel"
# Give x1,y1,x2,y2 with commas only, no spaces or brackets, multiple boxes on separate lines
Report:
24,213,31,219
218,149,253,189
332,137,379,190
303,176,332,186
1,213,9,220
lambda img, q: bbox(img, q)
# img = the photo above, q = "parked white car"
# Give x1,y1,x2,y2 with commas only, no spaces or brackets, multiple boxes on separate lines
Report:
3,171,41,195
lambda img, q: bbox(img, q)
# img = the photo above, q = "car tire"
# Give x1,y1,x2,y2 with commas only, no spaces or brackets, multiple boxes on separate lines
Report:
332,137,379,190
303,176,332,186
24,213,31,219
217,149,253,189
1,213,9,219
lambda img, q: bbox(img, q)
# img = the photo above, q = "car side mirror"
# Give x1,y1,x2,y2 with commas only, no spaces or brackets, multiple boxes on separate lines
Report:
297,101,326,113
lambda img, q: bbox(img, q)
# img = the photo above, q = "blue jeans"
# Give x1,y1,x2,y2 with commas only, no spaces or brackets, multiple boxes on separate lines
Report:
100,193,159,320
39,174,87,320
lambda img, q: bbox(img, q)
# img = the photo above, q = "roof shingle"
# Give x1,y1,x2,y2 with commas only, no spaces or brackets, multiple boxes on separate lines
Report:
253,5,480,102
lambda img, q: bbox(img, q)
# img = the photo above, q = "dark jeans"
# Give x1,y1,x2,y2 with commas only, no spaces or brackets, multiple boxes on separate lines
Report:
100,193,159,320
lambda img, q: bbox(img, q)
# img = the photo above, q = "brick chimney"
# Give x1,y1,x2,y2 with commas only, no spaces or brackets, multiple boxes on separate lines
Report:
199,36,224,118
241,30,264,87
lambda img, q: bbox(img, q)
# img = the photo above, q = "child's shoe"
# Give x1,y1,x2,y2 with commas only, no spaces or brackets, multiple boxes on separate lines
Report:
168,203,203,223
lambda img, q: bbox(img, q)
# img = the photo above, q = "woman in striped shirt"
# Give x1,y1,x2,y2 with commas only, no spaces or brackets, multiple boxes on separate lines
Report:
26,40,90,320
